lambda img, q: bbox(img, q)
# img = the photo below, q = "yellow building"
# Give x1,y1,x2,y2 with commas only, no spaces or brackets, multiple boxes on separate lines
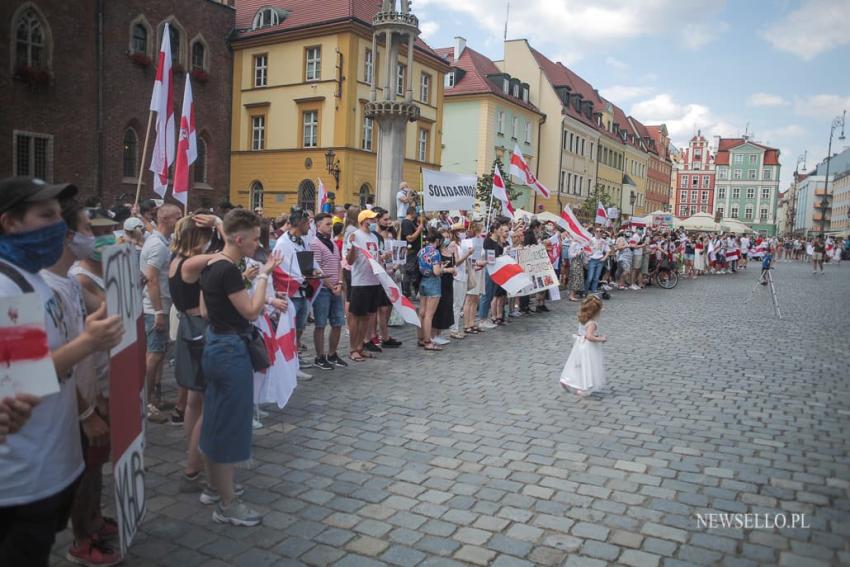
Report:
596,100,625,212
229,1,449,216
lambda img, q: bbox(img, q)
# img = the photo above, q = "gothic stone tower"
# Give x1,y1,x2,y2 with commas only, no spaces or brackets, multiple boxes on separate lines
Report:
366,0,421,216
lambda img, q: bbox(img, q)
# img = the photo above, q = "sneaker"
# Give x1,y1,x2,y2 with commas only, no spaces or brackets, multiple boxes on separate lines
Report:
146,404,168,424
363,341,382,353
314,356,334,371
450,331,466,339
200,483,245,505
252,416,263,430
299,357,314,369
510,309,522,317
629,284,640,291
479,320,497,330
169,408,184,426
212,500,262,527
92,517,119,541
432,335,450,345
256,406,270,418
297,369,313,380
382,337,402,348
327,353,348,367
66,538,122,566
179,472,204,493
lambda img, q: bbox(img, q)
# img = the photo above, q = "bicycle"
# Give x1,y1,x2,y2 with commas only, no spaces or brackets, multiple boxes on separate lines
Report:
649,255,679,289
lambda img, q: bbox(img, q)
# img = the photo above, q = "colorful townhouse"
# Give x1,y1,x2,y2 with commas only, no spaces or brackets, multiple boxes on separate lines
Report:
714,137,781,235
673,132,715,218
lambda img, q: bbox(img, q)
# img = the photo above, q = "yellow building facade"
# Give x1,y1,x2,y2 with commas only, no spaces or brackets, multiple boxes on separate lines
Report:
230,17,448,216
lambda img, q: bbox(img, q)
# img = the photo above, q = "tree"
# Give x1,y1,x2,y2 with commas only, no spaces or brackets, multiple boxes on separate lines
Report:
580,182,613,221
476,158,521,221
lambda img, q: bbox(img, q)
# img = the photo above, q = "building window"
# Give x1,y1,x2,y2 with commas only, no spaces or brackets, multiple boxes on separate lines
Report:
717,187,725,198
734,154,743,164
191,41,205,72
512,83,519,98
14,131,52,180
569,132,574,153
364,48,373,84
497,111,505,135
581,139,585,157
702,175,709,188
748,169,757,180
419,73,431,103
679,205,687,216
761,187,770,200
251,115,265,150
701,191,708,204
445,72,455,88
732,187,740,199
253,54,267,87
733,169,742,179
746,187,755,199
396,63,405,96
303,111,318,148
589,143,594,161
305,46,321,81
718,168,727,180
250,181,264,209
690,205,697,215
763,169,771,180
297,180,316,211
132,23,148,54
700,205,707,213
512,117,519,139
362,115,373,151
252,8,279,30
680,175,688,188
749,154,757,164
731,206,738,219
577,176,583,196
559,171,565,192
15,7,49,69
691,190,698,201
122,128,138,178
572,175,578,194
717,207,724,218
692,176,699,187
744,207,753,220
759,208,768,221
162,23,181,66
418,128,429,161
194,138,207,183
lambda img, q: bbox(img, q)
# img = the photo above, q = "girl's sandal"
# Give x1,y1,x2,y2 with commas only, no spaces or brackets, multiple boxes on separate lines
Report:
417,339,427,347
358,350,375,359
349,351,365,362
423,342,442,351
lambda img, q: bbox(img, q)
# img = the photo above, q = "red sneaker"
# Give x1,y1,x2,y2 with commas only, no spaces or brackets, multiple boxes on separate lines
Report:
66,538,123,566
93,516,119,540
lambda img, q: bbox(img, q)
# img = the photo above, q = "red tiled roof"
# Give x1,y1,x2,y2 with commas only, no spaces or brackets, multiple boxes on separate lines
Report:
645,125,670,160
234,0,445,63
435,46,540,113
714,138,780,166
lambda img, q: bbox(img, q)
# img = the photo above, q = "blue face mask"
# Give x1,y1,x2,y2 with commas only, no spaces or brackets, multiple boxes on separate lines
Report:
0,220,68,273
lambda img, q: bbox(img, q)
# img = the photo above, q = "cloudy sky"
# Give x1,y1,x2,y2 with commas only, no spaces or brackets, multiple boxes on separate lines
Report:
415,0,850,191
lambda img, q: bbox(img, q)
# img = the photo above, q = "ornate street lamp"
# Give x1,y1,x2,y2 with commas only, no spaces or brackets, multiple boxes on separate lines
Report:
324,148,341,192
820,110,846,236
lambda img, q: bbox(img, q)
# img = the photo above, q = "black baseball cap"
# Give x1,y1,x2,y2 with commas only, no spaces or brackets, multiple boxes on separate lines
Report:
0,176,78,215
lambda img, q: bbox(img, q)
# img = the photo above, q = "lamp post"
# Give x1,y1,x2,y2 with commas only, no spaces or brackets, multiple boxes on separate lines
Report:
324,148,341,193
820,110,846,236
788,152,806,236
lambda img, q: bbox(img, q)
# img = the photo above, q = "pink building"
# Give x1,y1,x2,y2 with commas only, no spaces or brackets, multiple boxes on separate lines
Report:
672,131,715,218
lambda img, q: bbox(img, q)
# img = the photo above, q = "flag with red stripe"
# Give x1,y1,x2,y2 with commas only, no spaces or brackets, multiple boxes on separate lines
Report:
149,23,175,198
595,201,608,225
254,308,298,409
487,255,532,295
509,143,551,198
316,177,328,211
558,204,593,244
357,245,420,327
492,165,514,218
172,77,197,205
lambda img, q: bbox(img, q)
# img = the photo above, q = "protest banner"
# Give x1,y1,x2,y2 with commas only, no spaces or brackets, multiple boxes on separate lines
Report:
102,243,146,557
510,244,560,297
652,214,674,230
0,293,59,397
390,240,408,265
421,169,476,211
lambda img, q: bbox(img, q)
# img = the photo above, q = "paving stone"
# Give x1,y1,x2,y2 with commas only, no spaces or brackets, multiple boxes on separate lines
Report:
505,523,544,542
380,545,426,566
581,540,622,561
345,536,390,557
486,534,533,558
453,545,497,566
453,527,492,546
571,522,610,541
619,549,661,567
414,535,462,556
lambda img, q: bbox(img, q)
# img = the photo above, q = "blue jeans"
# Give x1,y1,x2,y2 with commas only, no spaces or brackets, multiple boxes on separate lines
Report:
585,258,603,293
290,296,309,332
477,271,496,320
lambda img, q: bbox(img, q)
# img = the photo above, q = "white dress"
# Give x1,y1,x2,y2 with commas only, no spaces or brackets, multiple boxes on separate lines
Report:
559,321,606,393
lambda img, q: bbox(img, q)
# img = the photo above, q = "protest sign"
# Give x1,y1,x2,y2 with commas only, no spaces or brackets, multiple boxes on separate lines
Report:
390,240,408,265
652,214,674,230
0,293,59,397
421,169,476,212
511,244,559,297
103,243,146,557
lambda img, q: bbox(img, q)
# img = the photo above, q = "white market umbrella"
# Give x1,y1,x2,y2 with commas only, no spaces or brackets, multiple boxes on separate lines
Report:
720,218,754,234
680,212,720,232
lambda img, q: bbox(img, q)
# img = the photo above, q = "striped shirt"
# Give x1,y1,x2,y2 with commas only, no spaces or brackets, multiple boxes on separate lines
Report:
310,235,341,287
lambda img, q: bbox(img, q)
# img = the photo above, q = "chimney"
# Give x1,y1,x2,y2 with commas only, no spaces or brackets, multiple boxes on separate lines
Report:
454,37,466,58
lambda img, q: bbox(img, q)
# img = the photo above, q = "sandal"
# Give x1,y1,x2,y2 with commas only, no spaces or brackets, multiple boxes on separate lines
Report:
349,351,365,362
358,350,375,358
464,327,479,334
418,339,427,347
423,342,442,351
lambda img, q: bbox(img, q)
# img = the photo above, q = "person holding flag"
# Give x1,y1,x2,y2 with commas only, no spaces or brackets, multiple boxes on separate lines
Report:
172,77,197,208
148,23,175,199
595,201,609,226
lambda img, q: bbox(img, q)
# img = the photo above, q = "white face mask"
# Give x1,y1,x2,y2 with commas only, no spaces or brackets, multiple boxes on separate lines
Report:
69,232,96,260
457,232,467,240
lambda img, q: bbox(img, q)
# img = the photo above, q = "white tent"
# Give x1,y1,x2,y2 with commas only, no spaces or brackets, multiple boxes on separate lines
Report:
720,218,754,234
680,212,720,232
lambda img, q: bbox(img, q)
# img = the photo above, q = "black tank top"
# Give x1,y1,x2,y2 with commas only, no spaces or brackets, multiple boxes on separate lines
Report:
169,257,201,312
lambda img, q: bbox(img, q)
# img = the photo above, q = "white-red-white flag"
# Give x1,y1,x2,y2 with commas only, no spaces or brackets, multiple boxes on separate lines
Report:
172,77,197,205
509,143,550,199
149,23,175,198
316,178,328,212
254,309,298,409
358,245,420,327
271,237,322,305
558,204,593,244
492,165,514,218
487,255,532,295
595,201,608,225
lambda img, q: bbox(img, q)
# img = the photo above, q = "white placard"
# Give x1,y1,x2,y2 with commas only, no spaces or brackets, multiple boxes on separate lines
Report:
421,169,477,212
114,431,146,557
0,293,59,397
102,243,142,355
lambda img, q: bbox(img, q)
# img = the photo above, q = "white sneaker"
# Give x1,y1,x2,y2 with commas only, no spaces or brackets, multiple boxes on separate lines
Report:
629,284,640,290
252,417,263,430
432,336,450,345
479,320,497,330
297,370,313,380
510,310,522,317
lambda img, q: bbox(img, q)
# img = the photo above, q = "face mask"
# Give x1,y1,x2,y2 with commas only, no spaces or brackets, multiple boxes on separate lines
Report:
368,223,378,233
69,231,96,260
457,232,467,240
0,220,68,273
90,233,117,262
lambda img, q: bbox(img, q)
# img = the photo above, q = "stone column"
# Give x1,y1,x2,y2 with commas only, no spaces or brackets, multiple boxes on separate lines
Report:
370,33,378,102
376,115,406,215
384,30,393,101
405,32,414,103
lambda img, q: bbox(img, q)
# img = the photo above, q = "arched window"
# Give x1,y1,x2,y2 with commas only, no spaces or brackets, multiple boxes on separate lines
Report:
252,8,280,30
122,128,138,178
297,180,316,211
14,6,48,69
194,138,207,184
157,19,185,67
191,41,205,72
250,181,264,210
168,25,180,65
132,23,147,54
358,183,372,208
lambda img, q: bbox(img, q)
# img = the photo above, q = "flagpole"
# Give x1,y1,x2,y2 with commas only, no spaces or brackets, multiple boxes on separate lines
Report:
134,110,155,206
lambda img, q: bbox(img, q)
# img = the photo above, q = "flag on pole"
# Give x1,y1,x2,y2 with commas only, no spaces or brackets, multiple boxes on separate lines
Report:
172,77,197,205
487,255,532,295
357,246,420,326
509,143,551,199
492,165,514,218
558,204,593,244
149,23,175,198
595,201,608,225
316,178,328,212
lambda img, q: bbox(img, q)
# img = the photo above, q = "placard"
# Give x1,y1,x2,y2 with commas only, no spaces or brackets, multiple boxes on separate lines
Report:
421,169,477,212
0,293,59,397
511,244,560,297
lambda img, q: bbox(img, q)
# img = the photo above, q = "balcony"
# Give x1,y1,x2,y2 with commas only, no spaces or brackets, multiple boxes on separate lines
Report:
814,188,832,197
812,212,831,222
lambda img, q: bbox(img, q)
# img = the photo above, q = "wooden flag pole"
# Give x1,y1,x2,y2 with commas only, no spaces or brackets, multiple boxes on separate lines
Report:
134,110,155,206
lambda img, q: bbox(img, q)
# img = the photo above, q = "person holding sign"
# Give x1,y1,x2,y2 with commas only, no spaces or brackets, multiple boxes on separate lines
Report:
416,230,449,351
0,176,123,567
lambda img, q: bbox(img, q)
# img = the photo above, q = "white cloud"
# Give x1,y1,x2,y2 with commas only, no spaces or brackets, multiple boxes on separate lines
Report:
605,56,628,71
793,94,850,119
629,94,737,144
759,125,808,147
760,0,850,60
680,21,729,50
419,20,440,40
747,93,788,107
600,85,654,102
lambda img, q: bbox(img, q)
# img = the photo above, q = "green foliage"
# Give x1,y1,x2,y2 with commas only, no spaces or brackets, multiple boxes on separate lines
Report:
579,183,614,219
476,158,521,219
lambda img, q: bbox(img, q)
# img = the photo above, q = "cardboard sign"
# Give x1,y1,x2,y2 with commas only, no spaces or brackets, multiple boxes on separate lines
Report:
103,243,146,557
511,244,560,297
421,169,477,212
0,293,59,397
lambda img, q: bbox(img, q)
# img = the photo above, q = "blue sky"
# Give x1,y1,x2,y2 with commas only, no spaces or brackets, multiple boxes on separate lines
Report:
415,0,850,191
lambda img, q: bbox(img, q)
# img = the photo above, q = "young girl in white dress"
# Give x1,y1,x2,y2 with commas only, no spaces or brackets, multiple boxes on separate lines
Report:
560,296,607,397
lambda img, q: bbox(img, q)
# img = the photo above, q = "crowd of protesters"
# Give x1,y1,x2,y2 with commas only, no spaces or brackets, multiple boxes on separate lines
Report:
3,174,850,565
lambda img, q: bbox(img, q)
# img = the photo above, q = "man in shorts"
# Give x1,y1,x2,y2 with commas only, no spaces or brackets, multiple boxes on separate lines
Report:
309,213,348,370
345,210,383,362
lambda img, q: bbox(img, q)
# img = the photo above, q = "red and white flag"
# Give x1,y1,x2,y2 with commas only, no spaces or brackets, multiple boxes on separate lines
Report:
509,143,551,199
172,77,197,205
558,204,593,244
595,201,608,225
316,177,328,212
487,255,532,295
725,249,740,261
271,237,322,305
149,23,175,197
492,165,514,218
254,309,298,409
358,246,420,327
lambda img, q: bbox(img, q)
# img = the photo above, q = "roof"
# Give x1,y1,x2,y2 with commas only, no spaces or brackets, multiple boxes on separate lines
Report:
234,0,445,63
435,45,540,113
714,138,780,166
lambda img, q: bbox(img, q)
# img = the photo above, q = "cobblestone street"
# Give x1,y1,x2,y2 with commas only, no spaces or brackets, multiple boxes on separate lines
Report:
55,261,850,566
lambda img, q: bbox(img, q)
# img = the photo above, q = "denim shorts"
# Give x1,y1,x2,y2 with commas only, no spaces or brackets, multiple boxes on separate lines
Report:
419,275,442,297
312,288,345,328
144,313,170,354
290,296,309,332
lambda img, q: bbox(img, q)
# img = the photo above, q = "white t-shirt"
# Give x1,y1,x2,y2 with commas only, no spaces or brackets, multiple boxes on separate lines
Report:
589,237,609,260
396,190,408,219
0,264,84,506
273,232,319,298
140,231,172,315
350,230,380,286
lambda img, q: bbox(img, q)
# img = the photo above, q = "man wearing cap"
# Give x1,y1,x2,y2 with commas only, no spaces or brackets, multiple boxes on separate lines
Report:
345,209,382,362
0,176,124,565
140,203,182,423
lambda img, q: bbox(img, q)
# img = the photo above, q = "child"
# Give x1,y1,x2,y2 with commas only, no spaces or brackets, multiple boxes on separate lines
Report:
559,296,607,397
760,247,774,285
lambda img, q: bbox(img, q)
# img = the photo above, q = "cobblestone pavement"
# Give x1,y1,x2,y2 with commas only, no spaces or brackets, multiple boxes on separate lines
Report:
54,260,850,566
